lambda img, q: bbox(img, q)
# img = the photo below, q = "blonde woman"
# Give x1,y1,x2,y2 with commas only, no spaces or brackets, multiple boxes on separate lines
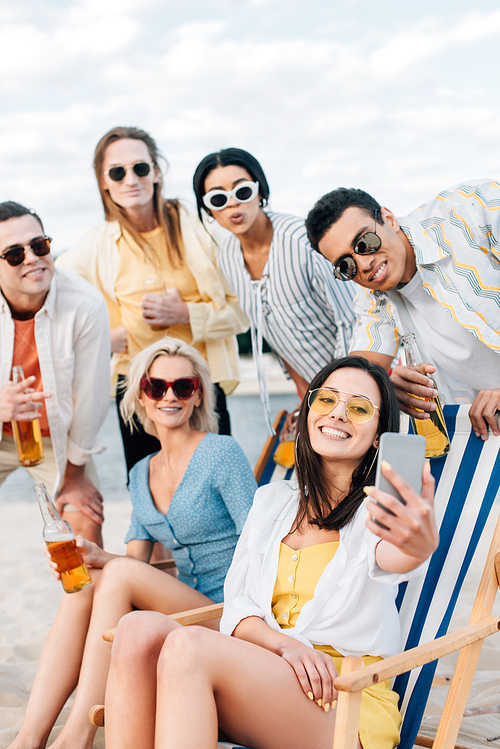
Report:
57,127,248,473
8,338,256,749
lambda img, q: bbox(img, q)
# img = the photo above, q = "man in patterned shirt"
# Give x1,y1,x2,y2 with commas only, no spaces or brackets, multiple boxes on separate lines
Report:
305,180,500,440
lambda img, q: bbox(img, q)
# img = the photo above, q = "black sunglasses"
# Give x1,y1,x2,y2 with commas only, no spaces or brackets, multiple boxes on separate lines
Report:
140,376,200,401
0,237,52,267
334,209,382,282
104,162,152,182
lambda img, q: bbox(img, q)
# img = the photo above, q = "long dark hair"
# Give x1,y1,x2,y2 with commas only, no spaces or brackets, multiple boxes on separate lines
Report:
192,147,270,222
295,356,399,531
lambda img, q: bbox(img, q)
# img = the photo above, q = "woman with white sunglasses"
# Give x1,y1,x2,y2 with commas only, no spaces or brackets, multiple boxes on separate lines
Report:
193,148,357,433
7,338,256,749
57,128,248,474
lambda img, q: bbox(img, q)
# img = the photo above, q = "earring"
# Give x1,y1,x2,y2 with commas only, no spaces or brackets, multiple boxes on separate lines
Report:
364,446,379,478
260,198,268,208
205,214,215,224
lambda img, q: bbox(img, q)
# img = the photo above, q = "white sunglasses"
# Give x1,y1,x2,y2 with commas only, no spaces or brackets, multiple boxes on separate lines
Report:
203,181,259,211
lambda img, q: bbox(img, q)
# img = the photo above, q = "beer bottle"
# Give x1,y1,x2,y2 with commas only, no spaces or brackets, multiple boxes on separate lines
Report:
35,483,92,594
273,411,299,470
11,365,44,466
402,333,450,458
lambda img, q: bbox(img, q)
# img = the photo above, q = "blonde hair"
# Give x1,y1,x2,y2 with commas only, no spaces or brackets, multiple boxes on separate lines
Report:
93,126,184,266
120,337,218,437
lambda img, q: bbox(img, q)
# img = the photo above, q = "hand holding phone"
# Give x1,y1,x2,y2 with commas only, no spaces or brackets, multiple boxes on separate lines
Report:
365,433,439,572
373,433,426,519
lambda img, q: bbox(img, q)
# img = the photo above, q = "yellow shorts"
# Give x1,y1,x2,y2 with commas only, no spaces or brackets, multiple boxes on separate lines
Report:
314,646,401,749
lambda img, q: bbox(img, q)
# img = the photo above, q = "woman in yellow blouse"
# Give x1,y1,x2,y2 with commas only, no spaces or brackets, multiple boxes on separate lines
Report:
57,126,248,473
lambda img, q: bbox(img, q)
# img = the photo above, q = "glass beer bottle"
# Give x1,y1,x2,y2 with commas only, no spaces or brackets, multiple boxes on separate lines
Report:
273,411,299,470
11,365,44,466
35,483,92,594
402,333,450,458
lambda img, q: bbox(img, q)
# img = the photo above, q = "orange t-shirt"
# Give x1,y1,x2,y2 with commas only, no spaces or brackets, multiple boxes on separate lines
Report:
2,318,50,437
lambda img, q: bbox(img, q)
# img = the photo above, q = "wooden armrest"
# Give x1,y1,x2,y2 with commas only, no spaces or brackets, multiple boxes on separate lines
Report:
151,559,176,570
88,705,105,727
334,617,500,693
102,603,224,643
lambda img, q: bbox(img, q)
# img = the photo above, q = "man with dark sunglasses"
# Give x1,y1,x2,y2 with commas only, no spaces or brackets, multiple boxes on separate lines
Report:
305,181,500,441
0,201,110,544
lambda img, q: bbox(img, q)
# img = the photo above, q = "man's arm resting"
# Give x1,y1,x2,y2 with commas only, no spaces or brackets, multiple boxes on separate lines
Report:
349,350,393,371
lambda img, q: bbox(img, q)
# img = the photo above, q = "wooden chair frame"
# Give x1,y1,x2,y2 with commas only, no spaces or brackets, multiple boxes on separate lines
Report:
332,509,500,749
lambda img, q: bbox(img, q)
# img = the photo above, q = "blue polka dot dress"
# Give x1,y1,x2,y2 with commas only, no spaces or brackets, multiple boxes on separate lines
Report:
126,433,257,602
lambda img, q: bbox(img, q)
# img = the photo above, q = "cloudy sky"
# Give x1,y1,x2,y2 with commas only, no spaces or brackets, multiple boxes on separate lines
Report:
1,0,500,254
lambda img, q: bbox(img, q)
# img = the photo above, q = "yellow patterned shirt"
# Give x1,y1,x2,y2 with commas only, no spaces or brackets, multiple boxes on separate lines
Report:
350,180,500,402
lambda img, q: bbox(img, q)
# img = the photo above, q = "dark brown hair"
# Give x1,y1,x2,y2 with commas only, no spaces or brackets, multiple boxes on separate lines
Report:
93,126,184,265
295,356,399,531
0,202,44,232
306,187,383,252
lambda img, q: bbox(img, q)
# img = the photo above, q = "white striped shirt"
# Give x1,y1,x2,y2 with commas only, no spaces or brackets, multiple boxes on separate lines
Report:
218,212,356,431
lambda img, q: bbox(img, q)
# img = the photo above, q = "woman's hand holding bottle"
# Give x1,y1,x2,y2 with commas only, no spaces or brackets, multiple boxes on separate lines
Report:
44,536,115,580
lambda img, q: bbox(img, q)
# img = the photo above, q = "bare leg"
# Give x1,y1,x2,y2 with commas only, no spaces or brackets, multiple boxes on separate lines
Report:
107,626,359,749
62,510,103,548
104,611,183,749
6,570,101,749
48,557,216,749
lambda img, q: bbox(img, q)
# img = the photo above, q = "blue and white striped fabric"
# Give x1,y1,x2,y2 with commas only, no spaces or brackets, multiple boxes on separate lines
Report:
395,405,500,748
217,404,500,749
218,212,356,433
257,413,295,487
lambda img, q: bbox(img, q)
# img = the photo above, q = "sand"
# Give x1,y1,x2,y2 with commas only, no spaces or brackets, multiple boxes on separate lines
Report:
0,499,131,748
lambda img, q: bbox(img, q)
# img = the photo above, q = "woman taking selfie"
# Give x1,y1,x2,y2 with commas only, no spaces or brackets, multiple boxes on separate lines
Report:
7,338,256,749
193,148,357,433
103,356,438,749
58,127,248,472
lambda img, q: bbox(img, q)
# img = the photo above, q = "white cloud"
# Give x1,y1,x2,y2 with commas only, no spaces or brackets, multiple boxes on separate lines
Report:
0,1,500,250
371,10,500,77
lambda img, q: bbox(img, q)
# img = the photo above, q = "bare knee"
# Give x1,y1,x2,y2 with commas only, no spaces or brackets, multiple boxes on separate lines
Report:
112,611,175,671
157,626,212,683
94,555,137,596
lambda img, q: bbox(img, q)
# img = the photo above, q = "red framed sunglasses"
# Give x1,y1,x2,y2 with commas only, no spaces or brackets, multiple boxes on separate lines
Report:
140,376,200,401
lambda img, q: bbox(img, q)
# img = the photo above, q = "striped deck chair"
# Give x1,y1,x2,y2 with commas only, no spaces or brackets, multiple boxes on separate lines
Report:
90,405,500,749
221,404,500,749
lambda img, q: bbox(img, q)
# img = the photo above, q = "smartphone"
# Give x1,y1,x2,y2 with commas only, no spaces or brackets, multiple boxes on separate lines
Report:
374,433,427,507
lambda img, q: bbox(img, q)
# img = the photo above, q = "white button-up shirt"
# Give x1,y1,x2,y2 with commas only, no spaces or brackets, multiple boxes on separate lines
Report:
221,480,426,658
0,267,111,492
